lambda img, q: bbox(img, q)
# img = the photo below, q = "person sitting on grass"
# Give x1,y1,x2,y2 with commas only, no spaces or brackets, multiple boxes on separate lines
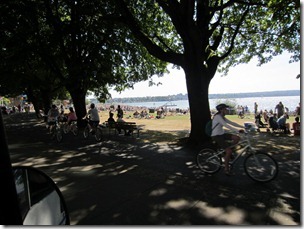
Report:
108,112,115,123
255,110,267,128
277,113,290,134
292,116,300,136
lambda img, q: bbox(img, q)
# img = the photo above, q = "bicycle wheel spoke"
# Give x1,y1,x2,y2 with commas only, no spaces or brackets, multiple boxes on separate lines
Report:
83,126,89,139
95,128,102,142
196,148,221,174
244,152,278,182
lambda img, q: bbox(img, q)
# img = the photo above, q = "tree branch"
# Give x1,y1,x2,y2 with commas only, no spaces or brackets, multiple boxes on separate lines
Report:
219,5,250,60
115,0,184,66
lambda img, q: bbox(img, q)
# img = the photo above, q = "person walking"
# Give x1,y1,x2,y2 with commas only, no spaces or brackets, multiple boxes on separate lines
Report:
116,105,124,118
275,101,284,118
254,102,258,115
211,104,244,176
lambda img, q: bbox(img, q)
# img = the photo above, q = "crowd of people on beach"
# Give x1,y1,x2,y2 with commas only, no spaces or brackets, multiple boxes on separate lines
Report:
253,101,300,136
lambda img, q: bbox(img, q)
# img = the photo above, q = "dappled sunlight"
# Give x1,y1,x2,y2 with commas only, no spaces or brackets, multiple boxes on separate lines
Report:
269,211,298,225
149,188,168,196
102,164,138,176
6,113,300,225
165,199,193,210
119,165,138,174
70,205,97,225
57,152,83,162
195,202,247,225
13,156,52,167
68,164,103,172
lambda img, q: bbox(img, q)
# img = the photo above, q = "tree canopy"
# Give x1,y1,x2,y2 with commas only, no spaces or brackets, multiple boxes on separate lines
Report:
0,0,168,118
0,0,299,144
112,0,300,144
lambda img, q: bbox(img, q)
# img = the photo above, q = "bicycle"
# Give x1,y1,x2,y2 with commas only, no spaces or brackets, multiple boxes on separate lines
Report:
196,129,278,183
49,120,63,143
83,117,103,142
63,120,79,136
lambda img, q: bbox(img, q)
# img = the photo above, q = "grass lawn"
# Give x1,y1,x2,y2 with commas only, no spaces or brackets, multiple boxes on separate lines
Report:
96,110,299,147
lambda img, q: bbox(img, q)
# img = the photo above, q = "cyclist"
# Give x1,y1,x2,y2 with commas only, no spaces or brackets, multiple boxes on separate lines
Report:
211,103,244,176
86,103,100,133
47,104,60,133
66,107,77,125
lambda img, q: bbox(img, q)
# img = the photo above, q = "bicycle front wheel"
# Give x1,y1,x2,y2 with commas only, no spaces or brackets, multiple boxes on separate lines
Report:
83,126,90,139
196,148,222,174
244,152,278,183
95,128,102,142
63,124,69,134
71,124,78,136
56,128,63,142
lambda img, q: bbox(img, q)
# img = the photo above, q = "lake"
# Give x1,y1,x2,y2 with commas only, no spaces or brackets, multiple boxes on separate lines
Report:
119,96,300,113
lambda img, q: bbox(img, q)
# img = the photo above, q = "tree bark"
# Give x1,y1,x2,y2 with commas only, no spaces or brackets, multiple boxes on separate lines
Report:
68,89,87,128
184,66,212,146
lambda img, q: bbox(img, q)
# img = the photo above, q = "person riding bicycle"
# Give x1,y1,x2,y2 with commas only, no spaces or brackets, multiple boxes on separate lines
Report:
211,103,244,176
85,103,100,133
47,104,60,133
66,107,78,125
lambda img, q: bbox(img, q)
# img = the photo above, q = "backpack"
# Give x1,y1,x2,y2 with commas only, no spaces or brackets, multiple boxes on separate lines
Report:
205,119,219,137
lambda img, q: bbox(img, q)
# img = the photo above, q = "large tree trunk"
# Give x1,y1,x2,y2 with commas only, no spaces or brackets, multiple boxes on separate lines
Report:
184,66,212,146
69,89,87,128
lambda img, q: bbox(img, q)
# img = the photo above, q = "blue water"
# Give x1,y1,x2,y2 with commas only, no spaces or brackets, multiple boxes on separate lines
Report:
118,96,300,113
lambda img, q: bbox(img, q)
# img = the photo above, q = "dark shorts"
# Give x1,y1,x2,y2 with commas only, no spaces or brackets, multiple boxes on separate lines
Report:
212,133,233,149
48,121,56,126
89,120,99,127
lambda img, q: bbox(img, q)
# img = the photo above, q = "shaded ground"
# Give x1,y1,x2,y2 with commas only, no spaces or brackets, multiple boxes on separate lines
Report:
3,113,301,225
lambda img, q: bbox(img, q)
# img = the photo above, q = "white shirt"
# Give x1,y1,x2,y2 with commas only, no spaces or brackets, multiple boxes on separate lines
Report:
211,114,243,136
47,108,59,122
88,108,100,121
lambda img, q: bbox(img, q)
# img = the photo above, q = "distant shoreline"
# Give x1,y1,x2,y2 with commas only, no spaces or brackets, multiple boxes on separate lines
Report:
106,89,300,104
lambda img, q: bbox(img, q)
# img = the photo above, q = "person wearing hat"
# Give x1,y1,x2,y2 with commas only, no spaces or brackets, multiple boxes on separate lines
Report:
211,103,244,176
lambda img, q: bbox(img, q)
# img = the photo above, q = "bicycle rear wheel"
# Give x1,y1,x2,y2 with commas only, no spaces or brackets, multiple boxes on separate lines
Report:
196,148,222,174
95,128,102,142
244,152,278,183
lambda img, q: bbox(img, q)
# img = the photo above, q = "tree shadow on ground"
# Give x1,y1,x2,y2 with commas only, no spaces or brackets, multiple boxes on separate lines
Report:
5,113,300,225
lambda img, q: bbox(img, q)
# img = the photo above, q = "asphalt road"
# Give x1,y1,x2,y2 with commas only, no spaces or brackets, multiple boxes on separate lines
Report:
4,113,301,225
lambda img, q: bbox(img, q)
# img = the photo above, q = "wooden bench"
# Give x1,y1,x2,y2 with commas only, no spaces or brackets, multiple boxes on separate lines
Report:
116,122,142,137
104,121,143,137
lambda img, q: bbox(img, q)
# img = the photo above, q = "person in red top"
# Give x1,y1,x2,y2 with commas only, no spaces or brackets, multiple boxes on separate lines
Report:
67,107,77,125
292,116,300,136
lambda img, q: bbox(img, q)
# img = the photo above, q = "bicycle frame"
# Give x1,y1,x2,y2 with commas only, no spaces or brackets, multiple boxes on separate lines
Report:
210,132,256,167
198,130,278,182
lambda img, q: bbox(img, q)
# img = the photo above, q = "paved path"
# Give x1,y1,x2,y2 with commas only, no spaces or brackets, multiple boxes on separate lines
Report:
4,113,301,225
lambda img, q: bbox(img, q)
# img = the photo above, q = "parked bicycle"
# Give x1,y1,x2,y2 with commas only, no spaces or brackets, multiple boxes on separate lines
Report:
63,120,79,136
49,120,63,143
83,117,103,142
196,128,278,183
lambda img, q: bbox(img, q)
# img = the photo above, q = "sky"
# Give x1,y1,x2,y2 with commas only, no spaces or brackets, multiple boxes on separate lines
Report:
109,52,301,98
